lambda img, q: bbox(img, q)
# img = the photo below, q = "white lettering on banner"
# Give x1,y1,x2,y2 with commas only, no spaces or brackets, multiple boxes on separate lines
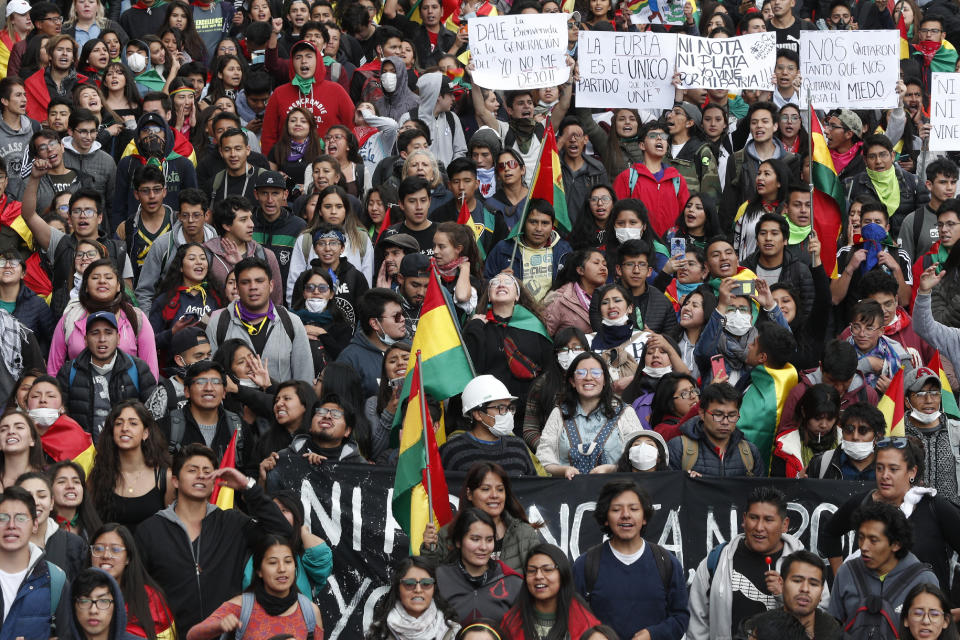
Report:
800,30,899,109
576,31,677,109
676,32,776,90
930,72,960,151
468,13,571,90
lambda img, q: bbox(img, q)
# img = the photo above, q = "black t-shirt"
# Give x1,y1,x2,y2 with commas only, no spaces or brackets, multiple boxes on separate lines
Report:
730,540,784,635
765,18,814,53
388,222,437,258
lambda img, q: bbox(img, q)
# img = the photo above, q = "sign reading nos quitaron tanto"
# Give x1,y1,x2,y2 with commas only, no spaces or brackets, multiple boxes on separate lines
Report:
799,30,899,109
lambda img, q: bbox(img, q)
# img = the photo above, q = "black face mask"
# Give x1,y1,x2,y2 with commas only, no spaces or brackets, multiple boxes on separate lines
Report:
142,134,165,158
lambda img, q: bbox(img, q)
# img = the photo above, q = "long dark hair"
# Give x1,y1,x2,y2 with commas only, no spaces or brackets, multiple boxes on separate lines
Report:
271,491,306,555
674,193,722,239
49,460,102,540
450,462,539,531
528,327,589,430
366,556,459,640
89,523,170,640
77,38,107,77
0,409,44,475
604,198,664,259
206,54,245,102
87,400,171,523
649,372,699,427
248,534,295,595
163,0,208,62
603,108,640,177
326,124,363,164
747,158,791,209
375,343,411,414
569,184,617,250
558,351,620,420
153,242,225,307
552,248,606,291
503,544,582,640
447,507,497,563
269,106,323,166
899,583,960,640
621,333,684,405
103,62,141,108
78,258,139,333
290,266,345,322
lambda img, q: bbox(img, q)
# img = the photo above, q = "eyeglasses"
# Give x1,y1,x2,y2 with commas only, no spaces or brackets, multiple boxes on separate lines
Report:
315,239,341,248
314,407,344,419
937,221,960,230
191,377,224,387
674,389,700,401
574,368,603,379
646,132,669,141
325,133,346,142
621,261,648,271
179,211,205,221
497,159,519,170
70,208,97,218
779,114,800,122
138,186,164,195
485,403,517,416
75,250,100,260
567,20,580,28
913,390,942,399
74,128,97,136
75,597,114,610
849,323,880,336
35,142,60,154
38,16,63,23
525,563,558,576
876,437,909,449
304,283,331,294
919,27,943,35
0,258,21,268
908,608,945,622
0,513,30,524
707,410,740,423
556,347,583,355
841,423,874,436
90,544,125,556
400,577,436,588
380,312,404,323
589,195,612,204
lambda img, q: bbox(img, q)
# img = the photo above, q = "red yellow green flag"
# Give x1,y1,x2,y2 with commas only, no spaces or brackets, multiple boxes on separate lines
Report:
809,107,845,279
210,428,239,510
737,363,798,470
878,367,906,436
508,122,572,238
41,420,95,476
392,355,454,554
929,352,960,420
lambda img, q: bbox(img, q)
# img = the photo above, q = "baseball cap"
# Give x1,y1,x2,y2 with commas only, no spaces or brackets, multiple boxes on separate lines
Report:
6,0,30,17
255,171,286,190
905,367,940,393
170,326,209,356
290,40,317,57
87,311,118,330
138,112,167,133
676,101,702,126
835,109,863,138
380,233,420,253
399,253,430,277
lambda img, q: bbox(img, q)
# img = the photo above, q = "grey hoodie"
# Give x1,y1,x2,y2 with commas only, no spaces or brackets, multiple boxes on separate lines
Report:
135,220,220,314
64,568,138,640
405,72,467,167
62,137,117,215
373,55,420,121
0,113,39,197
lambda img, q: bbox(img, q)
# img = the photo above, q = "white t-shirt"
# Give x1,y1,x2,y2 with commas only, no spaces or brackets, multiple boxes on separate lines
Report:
610,540,646,566
0,566,28,619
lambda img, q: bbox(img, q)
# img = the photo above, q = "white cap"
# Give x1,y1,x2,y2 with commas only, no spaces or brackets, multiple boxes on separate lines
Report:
460,375,517,416
6,0,30,18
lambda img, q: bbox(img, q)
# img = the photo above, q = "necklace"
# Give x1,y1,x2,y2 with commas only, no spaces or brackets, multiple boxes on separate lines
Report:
121,469,144,494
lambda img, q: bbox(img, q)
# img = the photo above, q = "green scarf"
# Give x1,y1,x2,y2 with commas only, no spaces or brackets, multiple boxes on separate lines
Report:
936,242,951,273
786,216,811,245
509,305,551,342
292,74,315,95
865,165,901,223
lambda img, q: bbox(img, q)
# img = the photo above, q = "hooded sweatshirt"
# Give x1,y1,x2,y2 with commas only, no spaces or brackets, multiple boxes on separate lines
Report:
64,568,139,640
62,136,117,214
405,72,467,166
372,55,420,121
260,56,355,159
0,113,38,197
112,115,199,231
135,220,220,315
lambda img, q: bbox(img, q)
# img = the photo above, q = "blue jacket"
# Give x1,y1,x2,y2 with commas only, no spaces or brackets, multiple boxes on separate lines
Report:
12,283,55,353
483,232,572,281
667,415,766,477
0,544,69,640
336,331,385,397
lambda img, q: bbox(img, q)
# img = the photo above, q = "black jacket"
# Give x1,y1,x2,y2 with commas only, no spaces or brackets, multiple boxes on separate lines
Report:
633,285,679,336
134,484,294,632
159,405,254,471
846,166,930,239
56,349,157,441
12,284,55,354
742,248,816,320
44,526,88,584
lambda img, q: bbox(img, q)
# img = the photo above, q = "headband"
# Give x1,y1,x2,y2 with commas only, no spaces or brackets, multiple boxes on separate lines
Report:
460,623,502,640
314,229,346,245
169,86,196,97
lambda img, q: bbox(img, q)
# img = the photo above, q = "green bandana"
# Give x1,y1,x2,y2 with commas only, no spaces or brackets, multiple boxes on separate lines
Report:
292,74,315,95
323,55,336,66
786,216,811,245
936,242,950,273
865,165,901,224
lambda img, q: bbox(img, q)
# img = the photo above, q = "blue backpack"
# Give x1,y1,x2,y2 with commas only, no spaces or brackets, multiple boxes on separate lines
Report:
224,592,317,640
68,357,140,393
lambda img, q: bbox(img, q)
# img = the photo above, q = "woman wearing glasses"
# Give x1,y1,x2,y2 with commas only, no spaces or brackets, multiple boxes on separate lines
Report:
287,265,352,377
899,584,960,640
537,352,642,479
647,372,701,441
86,400,174,532
88,523,175,640
501,543,600,640
367,557,460,640
821,434,960,591
68,568,142,640
436,508,523,623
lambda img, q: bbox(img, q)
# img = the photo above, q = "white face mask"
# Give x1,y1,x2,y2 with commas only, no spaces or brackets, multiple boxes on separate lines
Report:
28,408,60,427
538,99,558,109
127,52,147,74
910,408,941,424
602,313,629,327
724,310,752,336
305,298,328,313
381,72,397,93
628,442,659,471
239,378,259,388
557,349,584,371
642,365,672,378
487,412,515,437
615,227,644,243
841,439,875,461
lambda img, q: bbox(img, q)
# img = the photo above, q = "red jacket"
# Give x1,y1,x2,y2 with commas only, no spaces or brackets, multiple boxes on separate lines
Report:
502,598,600,640
24,68,89,123
260,61,354,158
612,163,690,237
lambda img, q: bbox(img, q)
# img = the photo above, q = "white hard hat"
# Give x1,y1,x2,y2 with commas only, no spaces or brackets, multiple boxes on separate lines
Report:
460,375,517,416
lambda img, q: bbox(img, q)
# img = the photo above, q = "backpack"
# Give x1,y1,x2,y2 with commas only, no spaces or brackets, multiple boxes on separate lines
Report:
406,107,456,141
679,434,755,477
68,356,140,393
582,542,674,604
628,166,681,198
842,558,930,640
214,304,296,346
167,407,243,455
225,591,316,640
48,561,65,617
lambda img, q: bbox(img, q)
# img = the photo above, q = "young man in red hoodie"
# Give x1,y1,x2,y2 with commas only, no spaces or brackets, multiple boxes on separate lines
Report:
260,39,354,158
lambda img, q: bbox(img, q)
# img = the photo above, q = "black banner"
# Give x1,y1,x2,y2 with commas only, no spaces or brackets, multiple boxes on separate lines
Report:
270,463,870,640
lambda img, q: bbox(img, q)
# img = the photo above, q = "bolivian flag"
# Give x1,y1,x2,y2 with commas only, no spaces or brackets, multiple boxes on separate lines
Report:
508,123,572,239
878,367,906,436
898,14,910,59
809,107,845,279
929,352,960,420
407,0,458,25
390,262,475,438
393,355,454,554
210,429,239,510
41,419,95,476
738,363,798,470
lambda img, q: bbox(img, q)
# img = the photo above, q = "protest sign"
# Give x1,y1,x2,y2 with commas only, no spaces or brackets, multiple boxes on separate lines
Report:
930,72,960,151
629,0,685,25
676,32,776,90
800,30,899,109
468,13,570,90
576,31,677,109
268,462,870,640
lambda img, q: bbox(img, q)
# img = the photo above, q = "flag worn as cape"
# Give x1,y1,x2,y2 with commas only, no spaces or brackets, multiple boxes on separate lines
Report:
878,367,907,436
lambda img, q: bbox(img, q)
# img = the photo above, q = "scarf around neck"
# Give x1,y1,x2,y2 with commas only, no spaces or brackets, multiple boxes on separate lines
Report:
235,300,276,334
386,601,454,640
253,582,299,617
786,215,811,245
287,139,308,162
291,74,315,95
831,141,862,174
866,165,901,222
437,256,467,283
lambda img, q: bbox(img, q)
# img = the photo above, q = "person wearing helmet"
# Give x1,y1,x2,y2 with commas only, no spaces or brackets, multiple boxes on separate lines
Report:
439,375,540,477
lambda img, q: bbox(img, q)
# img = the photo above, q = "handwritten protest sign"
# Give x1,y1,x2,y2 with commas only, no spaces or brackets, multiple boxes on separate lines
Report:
629,0,685,25
930,72,960,151
576,31,676,109
799,30,898,109
468,13,570,90
675,32,775,90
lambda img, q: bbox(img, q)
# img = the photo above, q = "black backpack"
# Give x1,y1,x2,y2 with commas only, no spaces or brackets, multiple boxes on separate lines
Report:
842,558,930,640
582,541,674,603
214,304,296,346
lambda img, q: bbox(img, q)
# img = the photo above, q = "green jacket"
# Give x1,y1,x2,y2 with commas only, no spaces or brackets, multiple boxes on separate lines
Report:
667,137,721,204
419,511,543,572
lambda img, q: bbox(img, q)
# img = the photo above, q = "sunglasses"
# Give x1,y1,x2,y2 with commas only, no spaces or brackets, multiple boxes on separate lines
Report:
380,312,404,323
876,437,909,449
497,159,520,170
841,423,874,437
303,283,330,294
400,577,436,588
